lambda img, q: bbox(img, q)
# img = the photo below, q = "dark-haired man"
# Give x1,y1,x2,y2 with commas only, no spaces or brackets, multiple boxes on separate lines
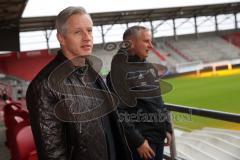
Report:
107,26,172,160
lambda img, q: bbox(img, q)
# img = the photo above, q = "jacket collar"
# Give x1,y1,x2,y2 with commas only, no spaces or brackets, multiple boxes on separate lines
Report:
117,48,145,63
128,54,145,62
55,50,88,73
55,49,68,62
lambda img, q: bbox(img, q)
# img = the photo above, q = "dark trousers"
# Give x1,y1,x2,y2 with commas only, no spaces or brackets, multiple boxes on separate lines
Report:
132,142,164,160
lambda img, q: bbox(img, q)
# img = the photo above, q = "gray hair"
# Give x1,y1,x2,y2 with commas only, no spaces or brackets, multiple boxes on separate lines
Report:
56,6,89,35
123,25,149,40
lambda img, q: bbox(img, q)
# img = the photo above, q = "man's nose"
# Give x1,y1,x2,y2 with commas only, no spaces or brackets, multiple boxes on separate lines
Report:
82,31,91,41
148,42,153,49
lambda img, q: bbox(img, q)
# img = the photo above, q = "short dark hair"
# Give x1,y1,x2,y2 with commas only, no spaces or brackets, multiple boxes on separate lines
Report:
123,26,149,40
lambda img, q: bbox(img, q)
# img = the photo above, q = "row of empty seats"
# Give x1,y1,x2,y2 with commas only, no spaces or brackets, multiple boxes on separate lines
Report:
222,32,240,49
153,33,240,66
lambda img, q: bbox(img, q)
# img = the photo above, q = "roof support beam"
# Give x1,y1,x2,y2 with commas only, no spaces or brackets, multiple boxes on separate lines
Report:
101,25,105,44
194,16,199,38
150,20,154,38
197,16,213,27
173,18,177,40
45,30,53,53
215,15,219,33
100,15,122,43
153,20,167,32
234,13,238,30
176,18,192,29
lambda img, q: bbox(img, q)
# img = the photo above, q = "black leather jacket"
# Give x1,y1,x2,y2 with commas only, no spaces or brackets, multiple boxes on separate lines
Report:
26,50,132,160
107,50,172,150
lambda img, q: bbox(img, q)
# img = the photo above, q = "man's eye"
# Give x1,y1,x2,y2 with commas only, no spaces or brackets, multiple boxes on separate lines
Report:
88,29,92,33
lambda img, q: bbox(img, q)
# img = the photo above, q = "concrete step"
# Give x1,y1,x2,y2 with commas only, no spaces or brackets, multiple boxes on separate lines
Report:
176,141,217,160
177,135,240,160
192,130,240,146
202,127,240,137
182,132,240,158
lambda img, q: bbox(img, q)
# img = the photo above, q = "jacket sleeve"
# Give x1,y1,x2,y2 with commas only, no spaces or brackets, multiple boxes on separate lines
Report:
106,74,145,150
165,110,173,135
26,80,67,160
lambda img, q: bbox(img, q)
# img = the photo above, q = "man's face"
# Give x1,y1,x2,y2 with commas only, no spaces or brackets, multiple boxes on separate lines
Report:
130,30,153,60
57,13,93,59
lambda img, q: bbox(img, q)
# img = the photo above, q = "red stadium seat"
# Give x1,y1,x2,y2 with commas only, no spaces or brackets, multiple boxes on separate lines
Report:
7,120,30,160
2,101,36,160
4,109,29,129
3,102,22,112
3,103,29,155
3,102,23,127
15,126,37,160
5,115,29,147
4,109,29,148
28,150,38,160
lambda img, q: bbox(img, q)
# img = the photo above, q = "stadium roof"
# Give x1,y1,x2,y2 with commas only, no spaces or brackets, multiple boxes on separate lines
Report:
20,2,240,32
0,1,240,32
0,0,28,28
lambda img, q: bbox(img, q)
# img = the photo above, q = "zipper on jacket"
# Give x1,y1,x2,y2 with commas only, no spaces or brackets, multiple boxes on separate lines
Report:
120,123,134,160
99,73,133,160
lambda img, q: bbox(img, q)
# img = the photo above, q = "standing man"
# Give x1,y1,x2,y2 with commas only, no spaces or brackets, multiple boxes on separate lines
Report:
107,26,172,160
26,6,131,160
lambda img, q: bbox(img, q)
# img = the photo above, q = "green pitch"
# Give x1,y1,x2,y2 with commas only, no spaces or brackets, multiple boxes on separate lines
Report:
162,73,240,131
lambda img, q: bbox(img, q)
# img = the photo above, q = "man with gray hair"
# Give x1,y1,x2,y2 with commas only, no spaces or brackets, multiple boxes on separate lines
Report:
26,6,132,160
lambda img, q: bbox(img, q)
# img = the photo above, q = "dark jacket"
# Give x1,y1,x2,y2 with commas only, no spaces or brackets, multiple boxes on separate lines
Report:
106,49,172,150
26,50,132,160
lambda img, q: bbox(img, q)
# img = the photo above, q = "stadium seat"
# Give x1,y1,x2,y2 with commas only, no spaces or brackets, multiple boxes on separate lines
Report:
222,32,240,48
3,102,29,149
4,110,29,148
2,101,37,160
28,150,38,160
15,126,37,160
7,120,30,160
4,108,28,129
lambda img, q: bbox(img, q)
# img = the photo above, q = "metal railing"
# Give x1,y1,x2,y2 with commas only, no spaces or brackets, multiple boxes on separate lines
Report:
164,103,240,160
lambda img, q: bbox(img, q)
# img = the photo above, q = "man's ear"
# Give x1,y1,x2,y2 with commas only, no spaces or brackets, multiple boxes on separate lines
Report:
128,39,134,49
57,32,65,46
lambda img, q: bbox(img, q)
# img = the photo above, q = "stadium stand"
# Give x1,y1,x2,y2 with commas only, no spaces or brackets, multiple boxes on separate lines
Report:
158,33,240,64
90,32,240,75
164,40,192,62
222,32,240,48
0,50,54,81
